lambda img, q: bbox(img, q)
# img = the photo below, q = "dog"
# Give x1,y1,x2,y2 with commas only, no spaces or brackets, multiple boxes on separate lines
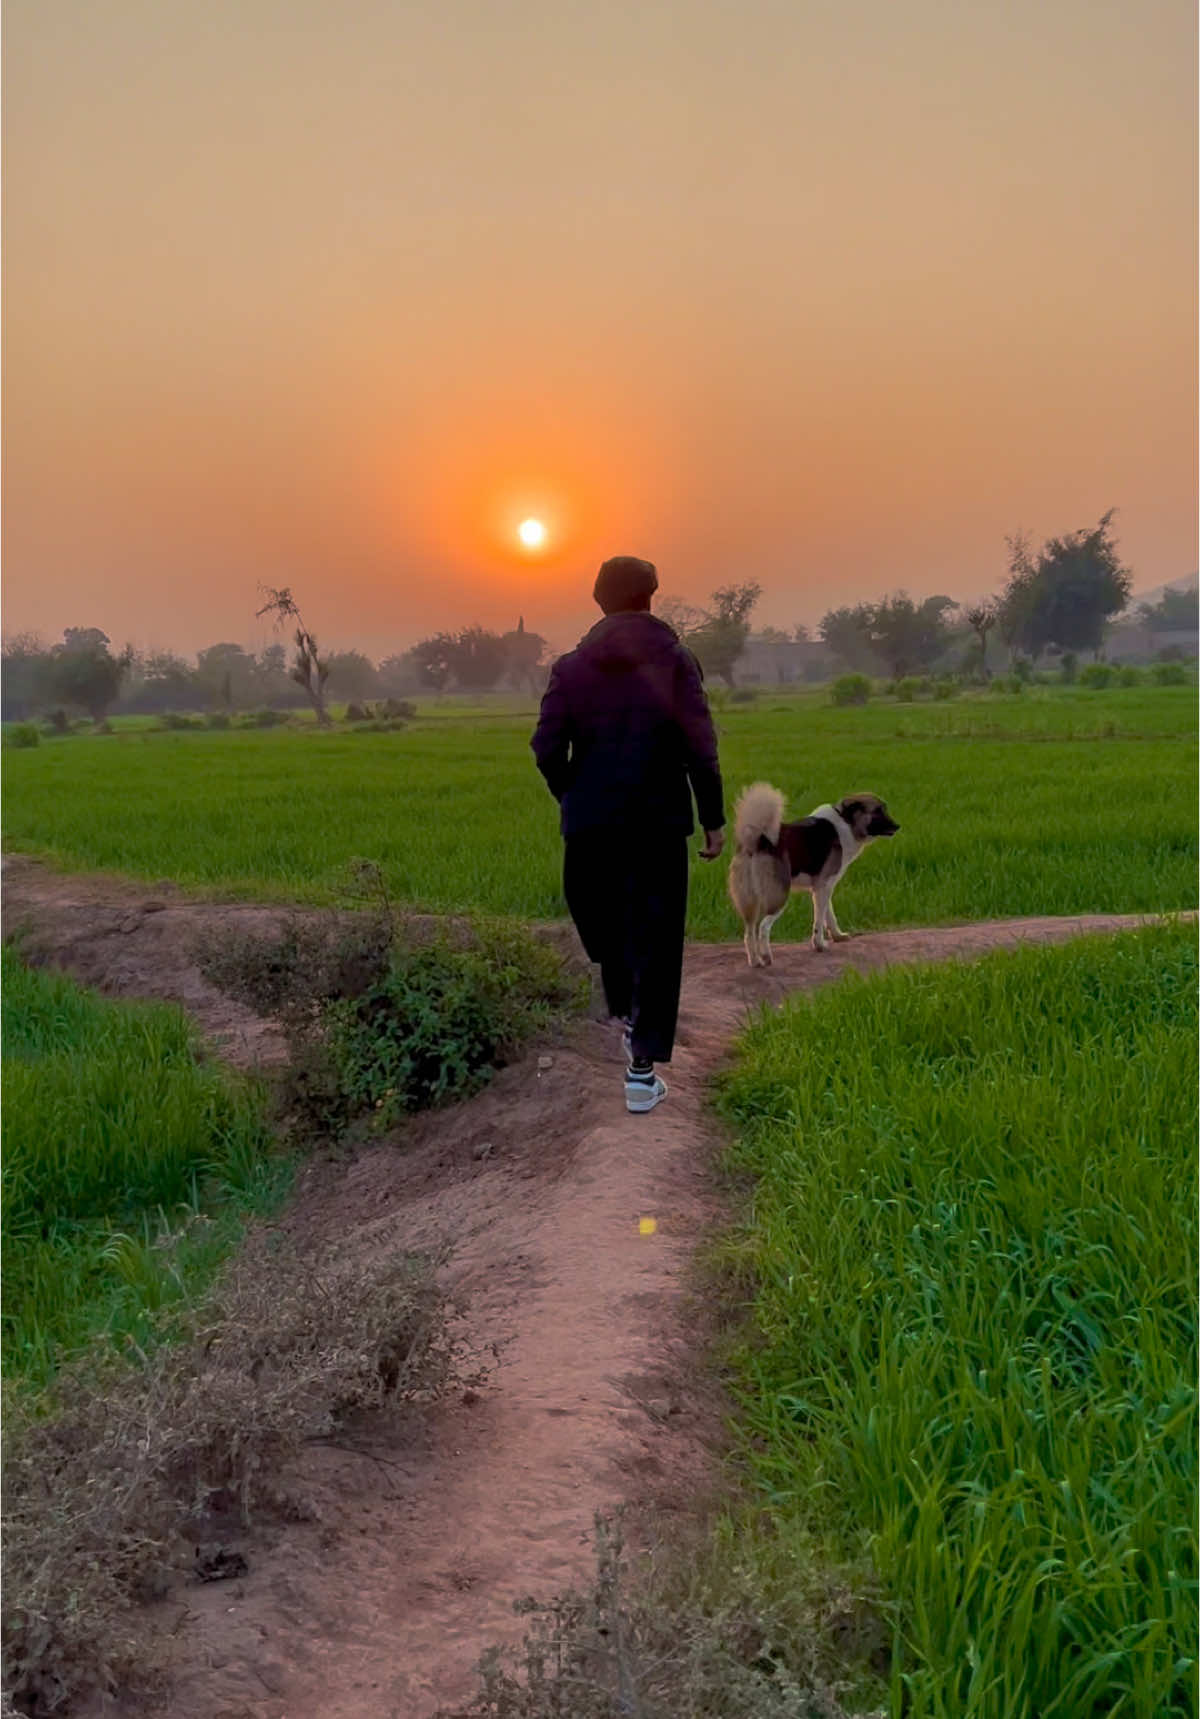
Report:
728,784,899,967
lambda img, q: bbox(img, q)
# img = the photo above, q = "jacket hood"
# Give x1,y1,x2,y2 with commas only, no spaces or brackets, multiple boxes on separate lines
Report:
576,611,682,672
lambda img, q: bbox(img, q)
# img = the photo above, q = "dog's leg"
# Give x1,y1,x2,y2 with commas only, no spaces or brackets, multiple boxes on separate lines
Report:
811,888,830,952
825,896,851,942
743,918,758,968
759,910,782,966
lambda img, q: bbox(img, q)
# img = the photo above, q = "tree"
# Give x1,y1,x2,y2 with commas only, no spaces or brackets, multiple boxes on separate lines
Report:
447,626,508,691
46,628,132,723
256,586,331,725
1,633,51,720
1137,585,1199,633
502,617,548,694
324,650,379,699
819,605,878,673
961,600,999,678
689,582,762,686
998,512,1133,659
868,592,956,678
123,649,198,713
196,643,257,710
657,596,708,641
410,633,457,692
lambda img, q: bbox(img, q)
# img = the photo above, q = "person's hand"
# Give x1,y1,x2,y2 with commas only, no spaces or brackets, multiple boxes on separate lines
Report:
699,829,725,860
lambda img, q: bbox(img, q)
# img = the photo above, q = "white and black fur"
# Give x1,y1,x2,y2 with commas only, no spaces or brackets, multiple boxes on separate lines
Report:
728,784,899,966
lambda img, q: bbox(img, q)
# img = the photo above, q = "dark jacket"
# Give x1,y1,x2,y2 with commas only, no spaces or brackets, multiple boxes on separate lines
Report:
531,612,725,838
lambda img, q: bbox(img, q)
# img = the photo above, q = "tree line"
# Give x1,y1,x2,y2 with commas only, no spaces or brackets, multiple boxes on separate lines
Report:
3,515,1193,723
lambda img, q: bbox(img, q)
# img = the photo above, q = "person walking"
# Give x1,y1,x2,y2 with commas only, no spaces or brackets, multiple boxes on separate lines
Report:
531,556,725,1114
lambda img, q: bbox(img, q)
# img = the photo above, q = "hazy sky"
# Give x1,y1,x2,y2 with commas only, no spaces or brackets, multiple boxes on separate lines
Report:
4,0,1196,659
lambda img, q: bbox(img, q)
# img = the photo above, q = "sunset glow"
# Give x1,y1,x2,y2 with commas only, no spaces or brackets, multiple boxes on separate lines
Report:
2,0,1193,656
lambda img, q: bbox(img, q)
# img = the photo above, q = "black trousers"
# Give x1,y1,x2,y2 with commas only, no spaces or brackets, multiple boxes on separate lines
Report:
562,832,689,1065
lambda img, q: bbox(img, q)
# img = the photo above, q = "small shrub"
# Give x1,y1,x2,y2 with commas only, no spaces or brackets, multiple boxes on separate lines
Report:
931,677,958,700
1151,660,1189,686
831,673,871,707
237,707,287,729
891,676,921,703
1059,651,1078,683
344,701,372,722
159,711,204,731
997,674,1025,695
5,723,40,749
196,907,585,1139
1011,657,1034,682
1116,665,1143,687
43,709,72,734
1079,662,1114,689
728,687,757,705
205,711,231,730
381,697,417,719
347,717,408,734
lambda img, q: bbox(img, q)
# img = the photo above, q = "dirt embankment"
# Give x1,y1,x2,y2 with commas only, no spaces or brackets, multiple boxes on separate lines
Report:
1,855,1178,1718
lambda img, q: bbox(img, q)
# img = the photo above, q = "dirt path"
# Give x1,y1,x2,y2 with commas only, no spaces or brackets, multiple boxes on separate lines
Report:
1,859,1181,1718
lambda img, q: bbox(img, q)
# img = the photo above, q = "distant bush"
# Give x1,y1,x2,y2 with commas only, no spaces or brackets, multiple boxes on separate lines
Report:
831,673,871,707
1011,657,1035,683
998,674,1025,695
159,711,205,731
1059,651,1078,684
1116,665,1143,687
43,709,72,734
1151,661,1189,686
237,708,287,729
205,711,231,730
5,723,40,749
728,687,758,705
344,701,372,722
381,698,417,720
347,718,408,734
931,678,958,700
1079,663,1114,689
891,676,921,703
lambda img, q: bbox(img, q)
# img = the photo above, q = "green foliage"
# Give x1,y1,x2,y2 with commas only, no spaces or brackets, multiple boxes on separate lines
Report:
728,686,758,705
715,926,1198,1717
196,907,584,1139
1,951,279,1382
1152,660,1190,686
931,676,957,699
1059,649,1079,683
5,722,40,748
326,920,581,1129
1079,661,1114,689
159,710,205,730
1117,664,1143,687
891,676,922,702
830,672,871,706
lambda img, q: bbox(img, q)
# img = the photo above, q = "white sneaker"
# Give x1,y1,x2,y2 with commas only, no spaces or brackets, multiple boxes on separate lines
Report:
625,1068,668,1114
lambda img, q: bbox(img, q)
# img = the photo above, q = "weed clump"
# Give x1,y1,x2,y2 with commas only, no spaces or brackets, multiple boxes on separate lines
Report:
3,1231,467,1714
438,1513,886,1719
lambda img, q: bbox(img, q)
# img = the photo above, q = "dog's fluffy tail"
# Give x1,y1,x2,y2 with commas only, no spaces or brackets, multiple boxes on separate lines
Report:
734,782,785,854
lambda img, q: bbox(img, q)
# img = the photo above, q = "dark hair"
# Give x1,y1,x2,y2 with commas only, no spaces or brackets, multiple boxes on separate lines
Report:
593,556,658,614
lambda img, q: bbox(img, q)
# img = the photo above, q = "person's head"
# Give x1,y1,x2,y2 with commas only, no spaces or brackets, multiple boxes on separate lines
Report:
593,556,658,615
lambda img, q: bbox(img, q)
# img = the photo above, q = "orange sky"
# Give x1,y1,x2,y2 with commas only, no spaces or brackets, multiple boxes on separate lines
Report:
4,0,1196,659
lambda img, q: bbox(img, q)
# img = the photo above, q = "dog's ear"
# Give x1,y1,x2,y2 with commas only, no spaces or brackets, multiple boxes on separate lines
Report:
839,798,862,821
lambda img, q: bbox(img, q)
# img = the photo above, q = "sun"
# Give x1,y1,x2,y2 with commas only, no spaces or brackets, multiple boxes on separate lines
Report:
518,517,547,549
